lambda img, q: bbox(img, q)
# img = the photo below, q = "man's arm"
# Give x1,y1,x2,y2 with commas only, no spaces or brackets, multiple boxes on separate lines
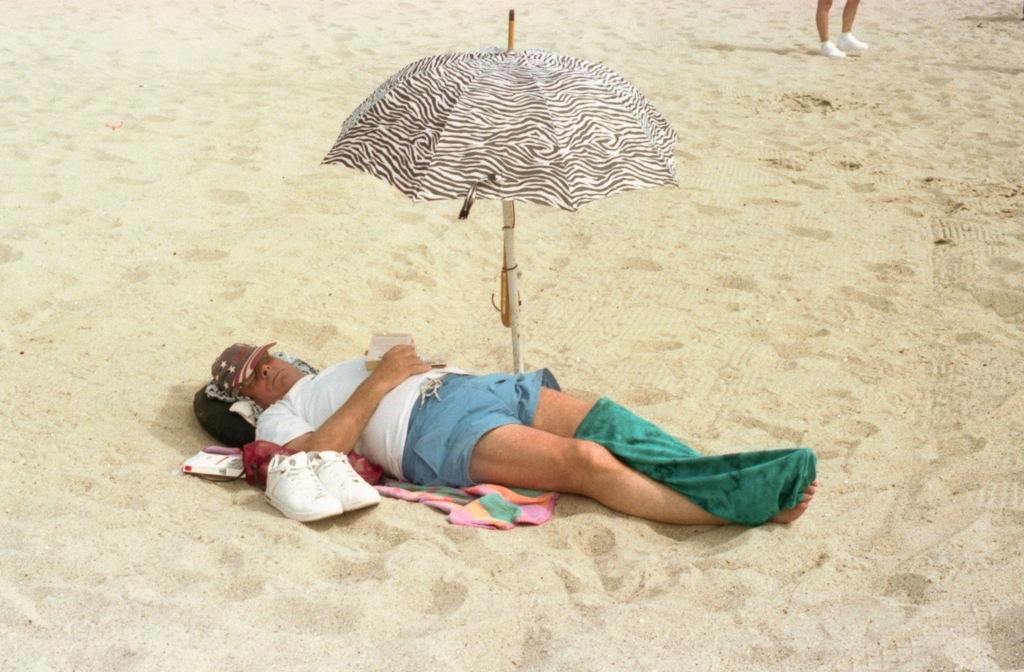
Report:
283,345,431,455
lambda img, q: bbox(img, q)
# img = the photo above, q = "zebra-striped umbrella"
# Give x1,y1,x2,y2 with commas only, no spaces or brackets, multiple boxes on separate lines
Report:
323,46,677,211
323,38,677,372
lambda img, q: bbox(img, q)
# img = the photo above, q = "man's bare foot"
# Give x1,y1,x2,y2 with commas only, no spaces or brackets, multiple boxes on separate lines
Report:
770,479,819,524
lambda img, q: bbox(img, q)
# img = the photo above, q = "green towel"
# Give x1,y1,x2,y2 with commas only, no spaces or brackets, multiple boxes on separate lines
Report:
573,399,817,526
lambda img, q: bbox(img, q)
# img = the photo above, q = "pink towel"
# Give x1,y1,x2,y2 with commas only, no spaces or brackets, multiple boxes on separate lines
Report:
375,480,559,530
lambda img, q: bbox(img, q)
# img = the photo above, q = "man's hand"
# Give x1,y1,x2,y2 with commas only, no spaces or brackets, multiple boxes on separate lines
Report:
284,345,432,457
368,344,432,393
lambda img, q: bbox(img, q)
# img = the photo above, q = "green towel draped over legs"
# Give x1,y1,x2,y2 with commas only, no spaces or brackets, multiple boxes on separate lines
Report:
573,399,817,526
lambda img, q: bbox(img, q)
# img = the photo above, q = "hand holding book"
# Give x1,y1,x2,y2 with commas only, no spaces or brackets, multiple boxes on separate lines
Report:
365,333,446,370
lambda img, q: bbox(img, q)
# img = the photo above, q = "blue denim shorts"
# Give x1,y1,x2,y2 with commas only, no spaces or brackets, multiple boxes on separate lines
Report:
401,369,560,487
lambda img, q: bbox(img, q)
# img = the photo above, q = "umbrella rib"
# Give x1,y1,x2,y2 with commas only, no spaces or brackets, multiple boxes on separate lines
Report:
577,59,678,180
519,56,576,210
410,53,505,201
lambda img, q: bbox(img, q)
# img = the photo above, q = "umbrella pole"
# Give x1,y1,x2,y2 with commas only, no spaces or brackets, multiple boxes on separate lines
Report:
502,200,523,373
504,11,521,373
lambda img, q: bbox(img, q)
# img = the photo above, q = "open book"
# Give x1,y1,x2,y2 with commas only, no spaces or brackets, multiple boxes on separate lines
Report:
183,447,244,478
365,333,446,370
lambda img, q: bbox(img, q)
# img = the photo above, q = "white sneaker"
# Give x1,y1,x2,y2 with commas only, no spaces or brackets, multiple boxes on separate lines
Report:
820,41,846,58
265,452,344,522
308,451,381,512
836,32,868,52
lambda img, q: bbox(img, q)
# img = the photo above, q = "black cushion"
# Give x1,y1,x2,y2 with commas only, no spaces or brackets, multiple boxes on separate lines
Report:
193,387,256,448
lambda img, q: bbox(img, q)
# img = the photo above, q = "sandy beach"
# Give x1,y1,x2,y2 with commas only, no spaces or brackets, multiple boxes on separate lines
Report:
2,0,1024,669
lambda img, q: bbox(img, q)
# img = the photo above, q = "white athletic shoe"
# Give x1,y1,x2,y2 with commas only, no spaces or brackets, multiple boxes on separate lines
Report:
836,32,868,52
820,41,847,58
308,451,381,512
265,452,344,522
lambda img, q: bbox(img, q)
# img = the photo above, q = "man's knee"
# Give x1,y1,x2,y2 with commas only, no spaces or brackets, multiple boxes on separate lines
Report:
561,439,622,492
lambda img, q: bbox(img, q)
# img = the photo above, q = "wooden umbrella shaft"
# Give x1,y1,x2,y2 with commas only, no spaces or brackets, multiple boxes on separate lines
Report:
504,10,521,373
503,201,523,373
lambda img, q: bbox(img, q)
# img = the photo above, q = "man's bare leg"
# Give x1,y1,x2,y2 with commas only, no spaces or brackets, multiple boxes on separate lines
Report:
469,424,729,525
530,387,595,438
521,388,818,524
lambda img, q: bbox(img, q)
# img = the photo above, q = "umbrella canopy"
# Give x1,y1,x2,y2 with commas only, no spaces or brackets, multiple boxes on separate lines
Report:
323,46,677,211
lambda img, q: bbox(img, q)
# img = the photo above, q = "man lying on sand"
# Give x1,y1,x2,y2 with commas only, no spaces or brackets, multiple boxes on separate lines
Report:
212,342,819,526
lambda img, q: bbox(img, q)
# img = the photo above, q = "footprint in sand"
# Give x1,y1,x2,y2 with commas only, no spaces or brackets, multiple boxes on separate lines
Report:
621,257,663,271
764,157,806,172
179,248,229,262
329,557,385,581
954,331,988,344
746,197,802,208
695,204,741,216
988,605,1024,670
427,579,468,616
987,256,1024,274
206,189,250,204
621,386,676,407
371,280,406,302
394,268,437,288
793,178,827,190
738,416,805,445
718,275,759,292
936,434,987,457
868,260,916,282
790,226,834,241
883,572,933,605
222,283,246,301
0,244,23,264
839,286,895,312
780,93,836,114
122,267,149,283
971,288,1024,319
848,182,876,194
554,566,585,594
581,525,616,557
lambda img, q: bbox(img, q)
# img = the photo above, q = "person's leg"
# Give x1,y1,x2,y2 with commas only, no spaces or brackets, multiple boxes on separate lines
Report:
836,0,868,51
530,387,594,437
471,423,819,524
469,423,730,524
523,388,818,524
816,0,833,41
841,0,859,33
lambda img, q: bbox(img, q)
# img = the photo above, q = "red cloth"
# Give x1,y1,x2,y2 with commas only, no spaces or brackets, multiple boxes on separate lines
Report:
241,441,382,488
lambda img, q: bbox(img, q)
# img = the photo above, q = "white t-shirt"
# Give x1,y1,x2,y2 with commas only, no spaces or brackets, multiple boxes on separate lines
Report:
255,358,464,480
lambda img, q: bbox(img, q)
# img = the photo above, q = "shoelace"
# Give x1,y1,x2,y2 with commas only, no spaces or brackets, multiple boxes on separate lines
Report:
330,455,364,484
311,453,364,485
279,457,331,498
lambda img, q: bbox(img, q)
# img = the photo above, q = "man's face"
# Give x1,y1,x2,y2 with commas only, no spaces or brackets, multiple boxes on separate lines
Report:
236,354,305,409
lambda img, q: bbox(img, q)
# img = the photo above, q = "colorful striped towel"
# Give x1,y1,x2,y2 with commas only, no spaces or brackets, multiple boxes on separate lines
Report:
374,480,559,530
